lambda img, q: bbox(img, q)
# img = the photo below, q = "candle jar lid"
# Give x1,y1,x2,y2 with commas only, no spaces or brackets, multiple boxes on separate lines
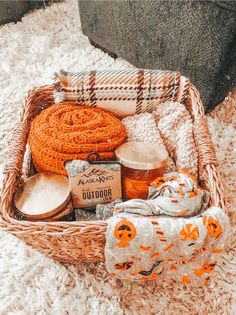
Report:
13,173,72,220
115,141,168,170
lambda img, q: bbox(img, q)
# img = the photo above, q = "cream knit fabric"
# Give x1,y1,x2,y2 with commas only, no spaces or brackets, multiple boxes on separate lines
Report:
122,113,176,172
153,102,198,177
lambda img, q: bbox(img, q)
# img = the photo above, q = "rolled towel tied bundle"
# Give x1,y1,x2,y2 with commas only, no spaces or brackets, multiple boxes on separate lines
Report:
115,170,210,217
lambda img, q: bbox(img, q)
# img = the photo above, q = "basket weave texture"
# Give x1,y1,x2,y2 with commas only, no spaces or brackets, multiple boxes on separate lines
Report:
0,69,227,263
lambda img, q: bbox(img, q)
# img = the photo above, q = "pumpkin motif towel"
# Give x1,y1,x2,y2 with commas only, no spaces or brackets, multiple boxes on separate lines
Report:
105,207,229,283
115,171,210,217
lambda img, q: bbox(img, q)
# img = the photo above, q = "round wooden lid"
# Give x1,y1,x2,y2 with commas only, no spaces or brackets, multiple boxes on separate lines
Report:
14,173,71,220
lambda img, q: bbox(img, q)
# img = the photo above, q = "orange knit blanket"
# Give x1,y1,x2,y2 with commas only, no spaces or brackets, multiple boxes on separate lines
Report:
28,102,127,175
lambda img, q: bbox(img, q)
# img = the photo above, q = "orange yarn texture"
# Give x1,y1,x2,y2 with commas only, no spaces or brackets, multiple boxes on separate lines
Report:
28,102,127,175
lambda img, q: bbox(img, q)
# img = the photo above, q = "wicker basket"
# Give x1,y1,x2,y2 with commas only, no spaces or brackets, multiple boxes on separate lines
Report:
0,69,227,264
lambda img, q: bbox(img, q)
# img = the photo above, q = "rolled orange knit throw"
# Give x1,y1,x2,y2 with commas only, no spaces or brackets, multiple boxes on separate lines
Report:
28,102,127,175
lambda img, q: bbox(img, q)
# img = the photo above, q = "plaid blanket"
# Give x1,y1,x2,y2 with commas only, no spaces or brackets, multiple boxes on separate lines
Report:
54,69,190,118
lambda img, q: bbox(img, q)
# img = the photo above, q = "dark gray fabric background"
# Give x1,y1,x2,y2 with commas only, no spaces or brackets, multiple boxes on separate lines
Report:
79,0,236,110
0,1,29,25
0,1,60,25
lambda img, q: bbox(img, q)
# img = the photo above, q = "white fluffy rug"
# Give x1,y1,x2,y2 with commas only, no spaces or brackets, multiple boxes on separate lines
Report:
0,1,235,314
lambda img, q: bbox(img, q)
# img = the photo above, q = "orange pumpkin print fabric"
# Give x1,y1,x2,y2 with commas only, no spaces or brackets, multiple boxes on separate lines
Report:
180,224,199,241
117,171,210,218
194,262,217,277
202,216,222,238
105,203,229,283
114,218,136,248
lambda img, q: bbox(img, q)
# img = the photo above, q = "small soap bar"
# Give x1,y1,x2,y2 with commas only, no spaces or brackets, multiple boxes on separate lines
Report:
65,160,122,209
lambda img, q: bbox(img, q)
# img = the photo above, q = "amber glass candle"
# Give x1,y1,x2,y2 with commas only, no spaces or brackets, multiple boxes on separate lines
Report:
115,142,168,200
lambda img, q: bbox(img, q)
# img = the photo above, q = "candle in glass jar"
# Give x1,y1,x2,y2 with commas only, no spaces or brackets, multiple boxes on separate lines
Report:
115,142,168,200
13,173,74,221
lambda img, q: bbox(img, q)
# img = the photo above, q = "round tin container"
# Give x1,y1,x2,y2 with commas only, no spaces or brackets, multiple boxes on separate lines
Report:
14,173,74,221
115,142,168,200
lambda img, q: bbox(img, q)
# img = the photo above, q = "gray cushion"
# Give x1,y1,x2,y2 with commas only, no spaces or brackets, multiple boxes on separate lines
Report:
78,0,236,110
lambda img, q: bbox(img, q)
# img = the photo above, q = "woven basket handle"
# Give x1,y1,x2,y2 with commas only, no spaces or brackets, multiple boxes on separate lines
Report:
1,86,55,217
188,83,227,212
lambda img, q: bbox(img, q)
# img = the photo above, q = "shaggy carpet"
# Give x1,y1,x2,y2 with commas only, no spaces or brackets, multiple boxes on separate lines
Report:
0,1,235,314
